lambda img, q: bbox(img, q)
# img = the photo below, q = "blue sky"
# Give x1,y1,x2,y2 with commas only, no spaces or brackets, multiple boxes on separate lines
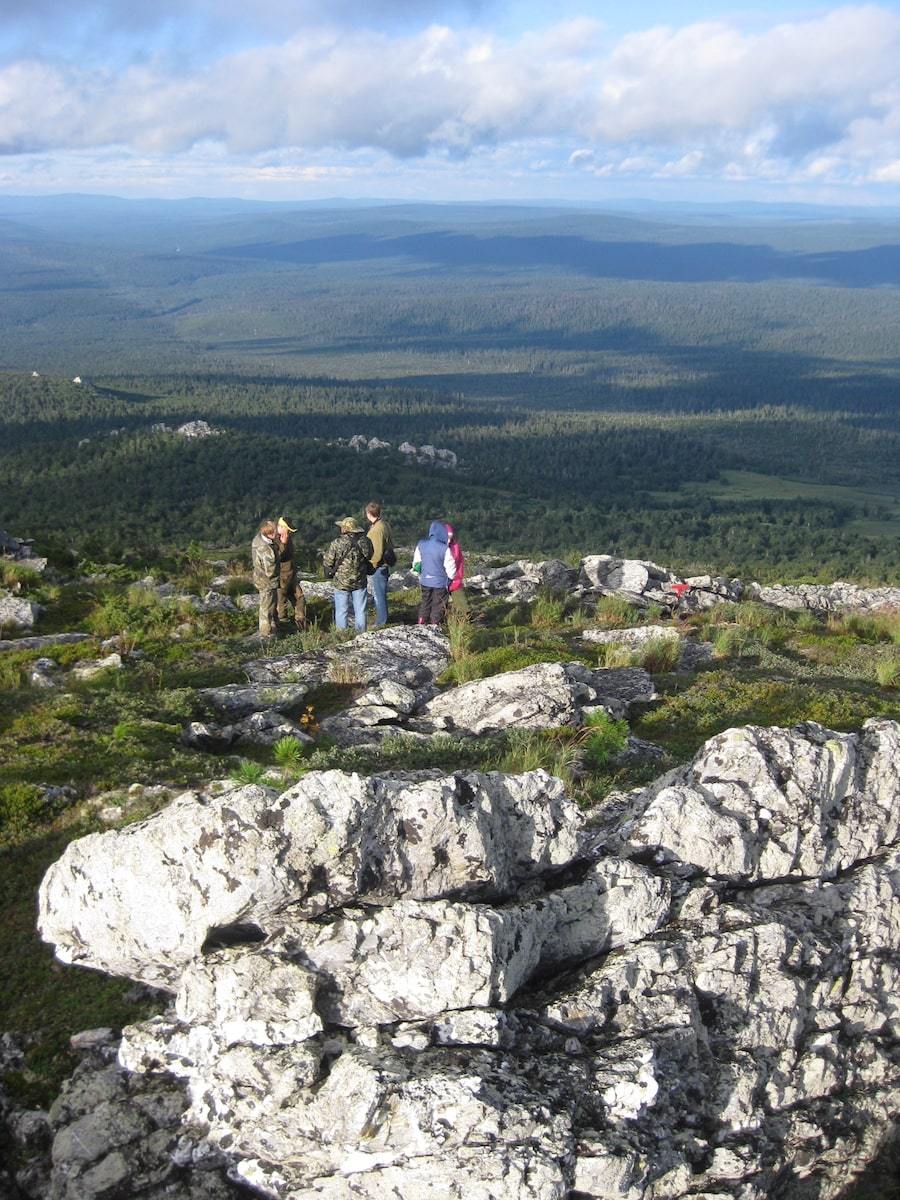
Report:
2,1,900,202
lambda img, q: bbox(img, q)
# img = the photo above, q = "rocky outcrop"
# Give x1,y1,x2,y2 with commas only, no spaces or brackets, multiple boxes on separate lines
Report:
461,553,899,616
749,580,900,614
341,434,458,468
245,625,450,690
421,661,655,733
466,558,575,600
0,592,43,631
37,719,900,1199
38,770,583,989
0,631,91,654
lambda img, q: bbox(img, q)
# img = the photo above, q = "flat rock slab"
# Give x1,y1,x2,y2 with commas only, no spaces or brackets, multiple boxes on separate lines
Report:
198,682,310,719
423,661,655,734
245,626,450,690
582,624,680,646
0,632,91,654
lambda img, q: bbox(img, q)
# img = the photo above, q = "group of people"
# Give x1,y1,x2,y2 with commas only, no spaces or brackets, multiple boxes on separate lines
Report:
250,502,465,638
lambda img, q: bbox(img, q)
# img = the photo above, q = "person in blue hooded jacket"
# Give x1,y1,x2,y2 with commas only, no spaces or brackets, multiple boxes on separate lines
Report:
412,520,458,624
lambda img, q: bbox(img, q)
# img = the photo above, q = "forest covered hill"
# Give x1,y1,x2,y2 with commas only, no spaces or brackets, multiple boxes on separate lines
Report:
1,196,898,578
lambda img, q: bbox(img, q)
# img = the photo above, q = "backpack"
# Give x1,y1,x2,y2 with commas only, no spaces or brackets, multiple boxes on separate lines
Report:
382,544,397,568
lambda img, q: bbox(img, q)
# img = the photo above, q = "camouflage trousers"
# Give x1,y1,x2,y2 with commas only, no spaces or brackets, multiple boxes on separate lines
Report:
257,587,278,638
277,571,307,628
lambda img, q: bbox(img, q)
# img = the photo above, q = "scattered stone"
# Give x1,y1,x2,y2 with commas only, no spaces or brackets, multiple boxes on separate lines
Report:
201,590,239,614
353,679,419,714
582,624,679,647
72,652,123,681
232,710,315,749
422,661,655,734
181,721,237,751
0,632,91,654
197,682,310,720
0,593,43,630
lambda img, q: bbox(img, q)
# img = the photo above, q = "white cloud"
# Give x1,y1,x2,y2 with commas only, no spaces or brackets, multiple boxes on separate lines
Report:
2,6,900,190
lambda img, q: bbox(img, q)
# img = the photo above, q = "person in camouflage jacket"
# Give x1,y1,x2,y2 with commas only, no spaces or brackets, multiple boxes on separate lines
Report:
251,519,280,638
275,516,307,631
323,517,373,631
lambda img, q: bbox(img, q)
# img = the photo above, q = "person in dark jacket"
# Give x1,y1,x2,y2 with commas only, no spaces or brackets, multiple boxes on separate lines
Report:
323,517,374,631
251,519,280,638
276,516,307,631
412,520,457,624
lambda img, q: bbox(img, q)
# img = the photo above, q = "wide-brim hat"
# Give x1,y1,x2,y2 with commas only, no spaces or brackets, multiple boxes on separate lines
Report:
277,516,297,532
336,517,364,534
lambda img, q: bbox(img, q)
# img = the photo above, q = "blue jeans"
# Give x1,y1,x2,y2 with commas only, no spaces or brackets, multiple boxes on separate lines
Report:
370,565,389,626
334,587,368,631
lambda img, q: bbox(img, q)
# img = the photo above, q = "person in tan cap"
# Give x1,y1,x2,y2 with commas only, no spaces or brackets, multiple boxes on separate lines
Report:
250,518,280,639
322,517,373,631
275,516,307,632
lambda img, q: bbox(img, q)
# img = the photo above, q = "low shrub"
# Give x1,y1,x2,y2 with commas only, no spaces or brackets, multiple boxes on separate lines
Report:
594,595,639,629
0,782,45,841
531,591,567,629
229,759,267,785
0,561,42,589
497,728,582,788
875,652,900,690
636,670,900,760
634,636,682,673
595,643,635,669
713,626,756,659
581,711,629,771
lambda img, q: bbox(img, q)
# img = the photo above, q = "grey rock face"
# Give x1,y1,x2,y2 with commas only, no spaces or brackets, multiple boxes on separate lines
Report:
582,623,680,647
197,682,310,720
750,580,900,614
42,1038,238,1200
609,719,900,882
38,719,900,1200
422,661,655,733
39,770,584,988
245,625,450,691
0,592,43,630
0,631,91,654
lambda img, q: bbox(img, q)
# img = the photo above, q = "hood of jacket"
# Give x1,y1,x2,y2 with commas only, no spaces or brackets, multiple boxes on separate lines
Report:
427,520,449,544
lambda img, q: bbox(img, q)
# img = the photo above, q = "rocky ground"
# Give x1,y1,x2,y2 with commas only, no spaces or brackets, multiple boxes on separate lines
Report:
1,541,899,1199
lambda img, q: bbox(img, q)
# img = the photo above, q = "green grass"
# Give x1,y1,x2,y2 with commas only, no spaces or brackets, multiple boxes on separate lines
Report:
0,823,160,1107
635,670,900,760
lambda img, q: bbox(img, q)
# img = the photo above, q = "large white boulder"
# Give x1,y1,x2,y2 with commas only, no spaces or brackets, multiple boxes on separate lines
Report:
39,770,584,987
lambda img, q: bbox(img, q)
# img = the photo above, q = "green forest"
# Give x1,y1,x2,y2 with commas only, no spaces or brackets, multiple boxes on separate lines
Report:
1,197,898,579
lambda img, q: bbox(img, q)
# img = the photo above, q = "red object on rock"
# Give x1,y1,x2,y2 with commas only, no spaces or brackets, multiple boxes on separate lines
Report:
670,582,692,599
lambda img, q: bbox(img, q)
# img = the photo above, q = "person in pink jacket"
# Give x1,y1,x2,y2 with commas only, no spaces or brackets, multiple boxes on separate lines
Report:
444,522,467,617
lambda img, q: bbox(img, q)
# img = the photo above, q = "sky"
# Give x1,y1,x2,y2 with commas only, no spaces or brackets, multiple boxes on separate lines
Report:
2,1,900,203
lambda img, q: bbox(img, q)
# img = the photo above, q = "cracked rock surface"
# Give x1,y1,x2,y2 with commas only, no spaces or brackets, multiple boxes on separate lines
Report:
37,719,900,1199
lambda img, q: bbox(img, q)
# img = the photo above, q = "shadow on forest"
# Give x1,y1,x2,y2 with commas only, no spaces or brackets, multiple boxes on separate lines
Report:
216,231,900,288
